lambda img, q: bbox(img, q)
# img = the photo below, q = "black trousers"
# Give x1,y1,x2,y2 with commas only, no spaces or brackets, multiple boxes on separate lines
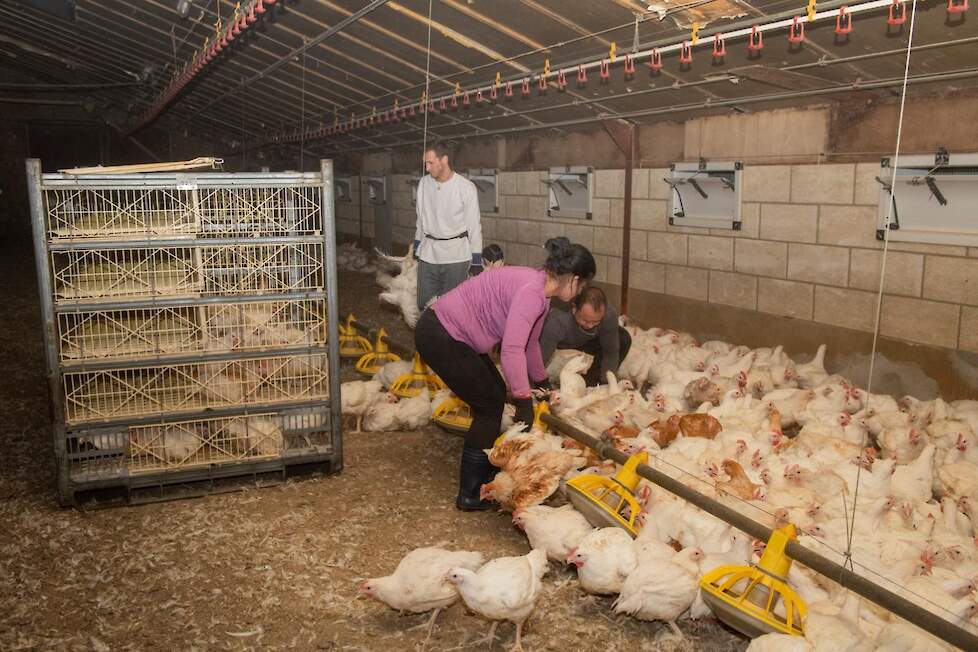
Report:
415,310,506,449
577,326,632,386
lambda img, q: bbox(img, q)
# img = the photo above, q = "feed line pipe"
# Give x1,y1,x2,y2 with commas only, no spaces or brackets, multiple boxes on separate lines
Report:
540,412,978,651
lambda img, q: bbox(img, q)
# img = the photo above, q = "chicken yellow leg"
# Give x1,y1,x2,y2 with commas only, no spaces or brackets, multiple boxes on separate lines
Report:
510,621,525,652
407,607,440,650
667,621,685,640
470,621,498,647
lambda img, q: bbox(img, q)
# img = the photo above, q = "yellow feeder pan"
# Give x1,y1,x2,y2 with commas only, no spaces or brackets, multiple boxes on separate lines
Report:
699,524,807,639
432,397,472,433
354,328,400,376
391,352,446,398
490,401,552,447
532,401,551,432
565,450,646,537
339,314,372,359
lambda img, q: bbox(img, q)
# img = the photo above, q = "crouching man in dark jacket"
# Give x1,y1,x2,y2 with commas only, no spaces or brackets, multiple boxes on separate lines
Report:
538,286,631,386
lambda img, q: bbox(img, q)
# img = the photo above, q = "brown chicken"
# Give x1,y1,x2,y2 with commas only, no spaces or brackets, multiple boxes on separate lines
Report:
715,459,763,501
488,434,540,470
603,424,640,441
684,377,725,407
649,413,723,448
480,450,585,511
561,438,602,467
679,413,723,439
650,414,683,448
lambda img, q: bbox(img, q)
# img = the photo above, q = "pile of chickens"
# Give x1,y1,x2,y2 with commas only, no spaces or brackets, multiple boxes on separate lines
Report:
357,323,978,651
336,242,376,273
340,359,518,434
339,374,442,433
543,326,978,649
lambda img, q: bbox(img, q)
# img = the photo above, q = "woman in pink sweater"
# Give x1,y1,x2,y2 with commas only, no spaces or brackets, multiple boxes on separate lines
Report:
415,237,596,510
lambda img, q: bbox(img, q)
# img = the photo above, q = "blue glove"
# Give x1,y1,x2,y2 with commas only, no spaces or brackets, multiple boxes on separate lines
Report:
412,239,420,261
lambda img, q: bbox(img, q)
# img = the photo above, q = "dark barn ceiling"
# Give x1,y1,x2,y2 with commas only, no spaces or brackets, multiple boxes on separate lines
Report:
1,0,976,157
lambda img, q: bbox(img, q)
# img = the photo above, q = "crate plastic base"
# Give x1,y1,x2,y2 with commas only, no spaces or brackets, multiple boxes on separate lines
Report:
63,453,341,508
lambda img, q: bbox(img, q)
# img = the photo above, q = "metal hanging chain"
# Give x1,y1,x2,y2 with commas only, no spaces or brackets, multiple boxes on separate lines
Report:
843,0,920,569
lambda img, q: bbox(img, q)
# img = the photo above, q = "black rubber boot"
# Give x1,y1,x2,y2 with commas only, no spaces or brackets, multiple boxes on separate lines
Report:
456,447,494,511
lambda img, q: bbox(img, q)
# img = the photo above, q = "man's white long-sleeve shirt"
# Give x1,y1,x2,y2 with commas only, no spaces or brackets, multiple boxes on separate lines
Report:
413,172,482,265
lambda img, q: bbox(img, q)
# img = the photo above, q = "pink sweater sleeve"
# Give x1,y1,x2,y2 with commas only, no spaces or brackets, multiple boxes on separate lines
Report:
500,285,548,398
525,315,548,385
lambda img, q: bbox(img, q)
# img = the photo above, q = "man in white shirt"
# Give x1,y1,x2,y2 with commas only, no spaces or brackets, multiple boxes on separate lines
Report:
413,141,483,312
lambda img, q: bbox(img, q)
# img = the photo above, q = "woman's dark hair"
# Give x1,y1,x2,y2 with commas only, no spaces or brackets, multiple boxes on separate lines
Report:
482,243,504,264
543,237,596,280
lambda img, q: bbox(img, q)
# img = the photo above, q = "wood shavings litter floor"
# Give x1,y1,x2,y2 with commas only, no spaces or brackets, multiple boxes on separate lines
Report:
0,256,747,651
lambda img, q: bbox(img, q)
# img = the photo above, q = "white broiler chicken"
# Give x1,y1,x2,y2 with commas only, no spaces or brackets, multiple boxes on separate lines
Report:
395,388,431,430
159,425,200,462
938,460,978,498
230,415,283,456
613,546,705,640
375,247,420,327
566,527,637,595
446,549,548,652
380,286,420,329
558,353,591,400
545,349,592,383
512,504,594,562
794,344,829,388
359,547,484,642
891,444,936,503
363,392,401,432
879,425,926,463
802,592,874,652
341,379,385,432
373,359,414,388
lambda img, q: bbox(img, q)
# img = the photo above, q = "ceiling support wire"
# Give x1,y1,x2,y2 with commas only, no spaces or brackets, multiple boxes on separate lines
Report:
843,0,920,571
300,40,307,171
420,0,434,176
240,74,247,169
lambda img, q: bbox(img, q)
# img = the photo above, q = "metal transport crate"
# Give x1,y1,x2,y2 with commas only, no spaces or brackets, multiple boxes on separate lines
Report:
27,159,343,506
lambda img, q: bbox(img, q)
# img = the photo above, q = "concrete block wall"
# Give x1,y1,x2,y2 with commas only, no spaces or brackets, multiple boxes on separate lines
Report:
335,175,364,238
388,174,417,247
482,162,978,353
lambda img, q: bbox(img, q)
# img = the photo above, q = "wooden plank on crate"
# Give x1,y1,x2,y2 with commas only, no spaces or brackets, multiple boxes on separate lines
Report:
59,157,223,175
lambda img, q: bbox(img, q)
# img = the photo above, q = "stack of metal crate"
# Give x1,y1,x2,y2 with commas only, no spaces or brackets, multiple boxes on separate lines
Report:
26,159,342,506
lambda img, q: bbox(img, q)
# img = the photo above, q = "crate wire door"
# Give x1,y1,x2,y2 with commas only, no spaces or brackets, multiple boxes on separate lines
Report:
27,159,343,506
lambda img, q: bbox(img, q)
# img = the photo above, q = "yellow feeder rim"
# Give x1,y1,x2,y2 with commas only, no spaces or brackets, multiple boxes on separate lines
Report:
565,451,647,537
339,314,372,358
354,328,401,375
433,397,472,433
699,524,807,639
391,352,446,398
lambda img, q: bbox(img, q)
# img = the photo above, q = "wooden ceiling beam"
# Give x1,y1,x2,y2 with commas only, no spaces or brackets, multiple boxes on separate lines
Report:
440,0,547,50
317,0,468,74
385,1,531,73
